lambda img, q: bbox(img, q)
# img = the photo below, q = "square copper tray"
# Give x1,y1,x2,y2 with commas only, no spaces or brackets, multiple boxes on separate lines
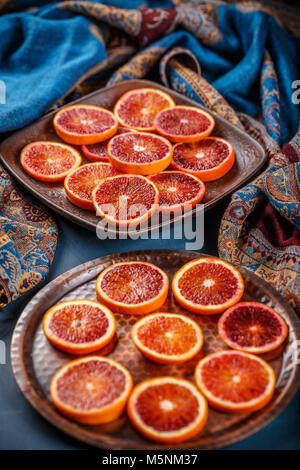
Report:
0,80,266,233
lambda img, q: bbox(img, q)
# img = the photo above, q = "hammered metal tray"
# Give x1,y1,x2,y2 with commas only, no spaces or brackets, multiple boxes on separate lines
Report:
11,250,300,450
0,80,265,234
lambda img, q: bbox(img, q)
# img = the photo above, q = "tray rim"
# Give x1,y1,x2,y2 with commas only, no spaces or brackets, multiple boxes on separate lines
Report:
0,79,266,233
11,249,300,450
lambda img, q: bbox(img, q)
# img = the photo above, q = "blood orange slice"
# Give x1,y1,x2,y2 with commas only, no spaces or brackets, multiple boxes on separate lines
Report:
81,126,136,162
131,313,203,364
218,302,288,355
107,132,173,175
50,356,133,424
92,174,159,226
171,137,235,181
194,351,276,413
43,299,116,355
53,105,118,145
64,162,119,210
127,377,208,443
114,88,175,132
148,171,205,213
96,261,169,315
172,257,244,315
20,141,82,182
81,141,110,163
154,106,215,143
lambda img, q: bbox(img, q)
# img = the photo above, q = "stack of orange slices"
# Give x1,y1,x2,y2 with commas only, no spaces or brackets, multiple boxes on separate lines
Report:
20,87,237,225
42,256,287,444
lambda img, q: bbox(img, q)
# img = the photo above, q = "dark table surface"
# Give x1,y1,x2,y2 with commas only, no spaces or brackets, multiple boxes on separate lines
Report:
1,198,300,450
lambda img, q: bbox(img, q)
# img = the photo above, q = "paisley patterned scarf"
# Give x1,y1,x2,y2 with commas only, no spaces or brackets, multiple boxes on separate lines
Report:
0,0,299,312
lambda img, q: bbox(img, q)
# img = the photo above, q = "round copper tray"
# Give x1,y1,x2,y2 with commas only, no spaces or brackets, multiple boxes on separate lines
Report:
11,250,300,450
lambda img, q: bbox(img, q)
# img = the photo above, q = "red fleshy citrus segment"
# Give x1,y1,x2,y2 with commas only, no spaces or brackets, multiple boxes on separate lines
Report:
50,357,133,424
81,126,136,162
155,106,215,143
218,302,288,354
99,263,165,304
81,141,109,162
108,132,173,175
172,257,244,315
54,105,118,145
195,351,276,413
20,141,81,182
92,174,159,226
131,313,203,363
96,262,169,315
114,88,175,131
55,359,125,406
43,299,116,354
148,171,205,212
64,162,119,210
127,377,208,443
171,137,235,181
